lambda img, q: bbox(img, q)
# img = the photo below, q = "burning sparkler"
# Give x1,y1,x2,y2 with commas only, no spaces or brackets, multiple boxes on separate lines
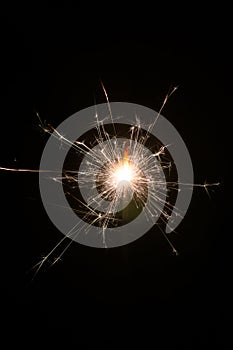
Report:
0,86,220,278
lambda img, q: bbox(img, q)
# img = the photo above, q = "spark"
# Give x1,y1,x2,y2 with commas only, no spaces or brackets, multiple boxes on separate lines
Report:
0,167,56,173
0,85,220,279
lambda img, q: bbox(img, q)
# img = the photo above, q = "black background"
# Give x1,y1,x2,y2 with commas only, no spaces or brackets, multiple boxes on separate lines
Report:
1,6,230,347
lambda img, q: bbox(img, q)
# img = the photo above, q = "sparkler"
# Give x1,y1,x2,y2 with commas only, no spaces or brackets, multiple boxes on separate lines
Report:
0,85,220,278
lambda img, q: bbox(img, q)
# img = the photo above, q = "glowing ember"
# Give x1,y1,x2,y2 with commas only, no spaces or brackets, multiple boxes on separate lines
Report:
114,162,134,185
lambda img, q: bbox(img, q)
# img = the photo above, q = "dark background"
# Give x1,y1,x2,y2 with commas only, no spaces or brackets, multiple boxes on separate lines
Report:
1,6,230,347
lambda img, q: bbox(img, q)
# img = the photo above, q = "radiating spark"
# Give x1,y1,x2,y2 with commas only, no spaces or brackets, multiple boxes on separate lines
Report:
100,80,116,135
0,167,57,173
